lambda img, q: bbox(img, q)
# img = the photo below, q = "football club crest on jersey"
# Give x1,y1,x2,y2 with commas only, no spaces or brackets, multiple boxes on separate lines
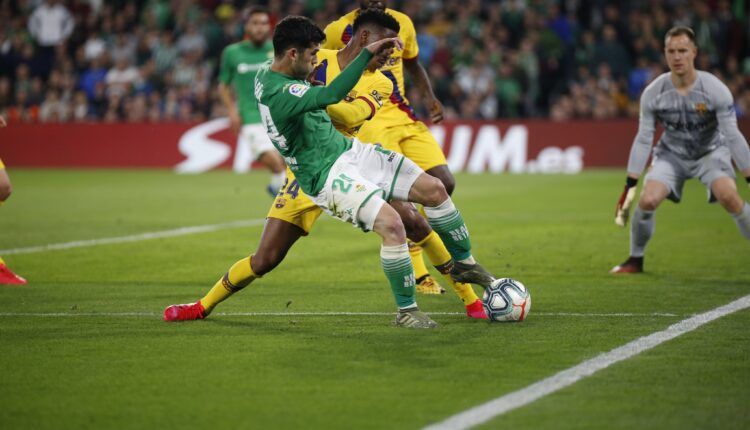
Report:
694,102,708,115
288,83,310,97
275,197,287,209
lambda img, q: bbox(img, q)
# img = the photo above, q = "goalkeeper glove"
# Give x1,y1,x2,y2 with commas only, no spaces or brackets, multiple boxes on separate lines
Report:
615,177,638,227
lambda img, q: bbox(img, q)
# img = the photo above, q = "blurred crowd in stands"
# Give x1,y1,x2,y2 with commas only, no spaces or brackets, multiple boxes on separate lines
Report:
1,0,750,123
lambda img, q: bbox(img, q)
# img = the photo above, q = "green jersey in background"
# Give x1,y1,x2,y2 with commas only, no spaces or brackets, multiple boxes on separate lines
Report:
219,40,273,124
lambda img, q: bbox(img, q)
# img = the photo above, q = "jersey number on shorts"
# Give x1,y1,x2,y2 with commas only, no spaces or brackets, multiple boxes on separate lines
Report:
281,177,300,198
332,173,354,194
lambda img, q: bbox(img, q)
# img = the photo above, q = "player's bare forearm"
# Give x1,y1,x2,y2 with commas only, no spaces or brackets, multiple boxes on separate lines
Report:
403,58,444,123
403,58,435,100
218,83,241,133
218,84,236,112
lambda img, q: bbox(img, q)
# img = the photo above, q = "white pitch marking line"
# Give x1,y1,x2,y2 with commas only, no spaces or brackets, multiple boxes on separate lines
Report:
423,293,750,430
0,219,266,256
0,311,682,318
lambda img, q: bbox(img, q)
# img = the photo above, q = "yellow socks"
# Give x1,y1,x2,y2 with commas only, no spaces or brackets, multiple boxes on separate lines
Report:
416,231,480,305
200,256,258,314
0,256,5,265
408,241,430,280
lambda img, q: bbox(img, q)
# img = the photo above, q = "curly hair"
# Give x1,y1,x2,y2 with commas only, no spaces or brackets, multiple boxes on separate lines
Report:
353,8,400,35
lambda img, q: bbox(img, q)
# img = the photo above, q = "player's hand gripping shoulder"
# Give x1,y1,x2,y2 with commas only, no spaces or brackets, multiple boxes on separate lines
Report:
615,177,638,227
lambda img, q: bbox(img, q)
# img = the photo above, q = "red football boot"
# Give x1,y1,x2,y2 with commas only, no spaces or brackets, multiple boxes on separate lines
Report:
0,263,27,285
465,299,488,319
610,256,644,274
163,301,206,321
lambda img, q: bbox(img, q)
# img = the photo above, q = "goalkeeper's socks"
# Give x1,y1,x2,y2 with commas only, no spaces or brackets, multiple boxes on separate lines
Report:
424,198,473,262
630,207,655,257
732,202,750,240
381,243,417,309
200,256,258,314
417,231,479,305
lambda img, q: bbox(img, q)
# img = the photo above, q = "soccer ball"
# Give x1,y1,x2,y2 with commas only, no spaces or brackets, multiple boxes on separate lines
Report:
482,278,531,322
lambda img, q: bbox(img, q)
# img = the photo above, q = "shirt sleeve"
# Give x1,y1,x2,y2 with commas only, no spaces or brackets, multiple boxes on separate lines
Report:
271,49,375,117
714,80,750,171
27,9,40,38
626,85,657,175
61,8,74,40
218,47,233,85
401,15,419,60
326,75,393,129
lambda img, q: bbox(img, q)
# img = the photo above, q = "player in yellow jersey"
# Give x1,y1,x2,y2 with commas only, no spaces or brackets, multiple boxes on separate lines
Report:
164,10,486,322
0,117,28,285
324,1,457,296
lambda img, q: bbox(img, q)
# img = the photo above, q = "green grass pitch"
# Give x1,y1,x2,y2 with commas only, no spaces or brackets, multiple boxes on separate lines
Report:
0,170,748,429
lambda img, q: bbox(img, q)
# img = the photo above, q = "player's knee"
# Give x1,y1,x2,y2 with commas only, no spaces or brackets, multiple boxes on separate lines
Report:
0,182,11,202
376,210,407,243
427,166,455,195
716,189,743,214
442,175,456,196
421,176,449,207
251,250,285,276
639,193,661,211
403,212,432,242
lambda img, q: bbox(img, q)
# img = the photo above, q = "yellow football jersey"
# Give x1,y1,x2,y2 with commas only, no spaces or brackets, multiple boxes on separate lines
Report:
315,49,393,137
323,8,419,128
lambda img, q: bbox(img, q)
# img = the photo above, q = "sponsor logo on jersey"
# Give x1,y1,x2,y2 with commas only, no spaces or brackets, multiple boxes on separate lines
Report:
355,184,366,193
237,63,264,73
370,90,383,106
275,197,287,209
289,83,310,97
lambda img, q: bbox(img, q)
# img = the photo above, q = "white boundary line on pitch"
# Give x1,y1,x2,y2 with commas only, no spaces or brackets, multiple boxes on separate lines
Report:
423,293,750,430
0,311,682,318
0,219,266,256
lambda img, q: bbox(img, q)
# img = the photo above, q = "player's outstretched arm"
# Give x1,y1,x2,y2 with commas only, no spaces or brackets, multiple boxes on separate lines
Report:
305,37,401,110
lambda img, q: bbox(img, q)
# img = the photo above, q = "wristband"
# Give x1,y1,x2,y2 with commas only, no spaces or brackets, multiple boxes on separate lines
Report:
626,177,638,188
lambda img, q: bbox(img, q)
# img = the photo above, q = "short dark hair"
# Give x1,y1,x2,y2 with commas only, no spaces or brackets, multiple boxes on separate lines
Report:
246,5,268,18
665,26,696,45
353,9,400,34
273,16,325,58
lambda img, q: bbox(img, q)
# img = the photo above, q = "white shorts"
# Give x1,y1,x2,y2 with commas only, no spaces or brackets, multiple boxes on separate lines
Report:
310,139,423,231
646,146,735,203
234,123,276,173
